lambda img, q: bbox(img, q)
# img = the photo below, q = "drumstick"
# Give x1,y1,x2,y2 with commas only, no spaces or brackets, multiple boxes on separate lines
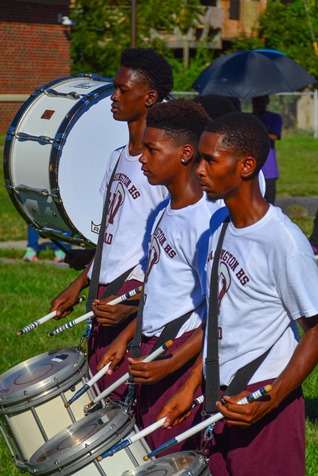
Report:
16,295,86,336
143,385,272,460
97,395,205,461
64,362,111,408
47,286,142,338
88,340,174,408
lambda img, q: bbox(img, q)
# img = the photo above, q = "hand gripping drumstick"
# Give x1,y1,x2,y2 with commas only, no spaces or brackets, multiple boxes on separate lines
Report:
64,362,112,408
87,340,174,409
97,395,205,461
47,286,142,338
143,384,272,460
16,295,86,336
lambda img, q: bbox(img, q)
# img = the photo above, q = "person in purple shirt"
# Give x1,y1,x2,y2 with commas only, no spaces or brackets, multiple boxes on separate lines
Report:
252,95,283,204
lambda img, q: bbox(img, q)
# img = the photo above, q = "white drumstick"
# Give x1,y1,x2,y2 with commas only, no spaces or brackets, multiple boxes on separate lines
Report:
97,395,205,460
16,295,86,336
64,363,111,407
47,286,142,337
89,340,174,406
144,385,273,460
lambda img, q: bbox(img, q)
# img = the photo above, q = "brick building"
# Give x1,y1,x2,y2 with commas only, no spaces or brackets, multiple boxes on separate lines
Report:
0,0,71,133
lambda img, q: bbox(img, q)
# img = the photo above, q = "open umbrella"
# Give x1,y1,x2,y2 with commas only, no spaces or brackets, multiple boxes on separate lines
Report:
193,49,317,99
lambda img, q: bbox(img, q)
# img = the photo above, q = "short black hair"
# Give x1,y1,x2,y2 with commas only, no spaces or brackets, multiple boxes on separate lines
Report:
120,48,174,101
205,112,270,173
192,94,236,120
146,98,210,148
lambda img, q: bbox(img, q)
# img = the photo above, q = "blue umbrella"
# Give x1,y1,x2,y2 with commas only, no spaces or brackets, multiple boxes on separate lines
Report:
193,49,317,99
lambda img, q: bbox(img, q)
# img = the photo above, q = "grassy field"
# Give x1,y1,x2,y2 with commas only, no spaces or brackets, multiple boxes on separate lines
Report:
0,136,318,474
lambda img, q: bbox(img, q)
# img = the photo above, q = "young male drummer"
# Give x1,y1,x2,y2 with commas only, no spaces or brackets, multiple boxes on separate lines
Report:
49,49,173,392
157,112,318,475
95,98,221,453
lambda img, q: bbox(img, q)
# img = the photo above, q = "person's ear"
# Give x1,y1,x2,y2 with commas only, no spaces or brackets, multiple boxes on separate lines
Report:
180,144,194,165
241,155,257,179
145,90,158,107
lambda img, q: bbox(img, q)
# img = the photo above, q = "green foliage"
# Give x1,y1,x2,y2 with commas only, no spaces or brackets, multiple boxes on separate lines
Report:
230,0,318,79
70,0,203,79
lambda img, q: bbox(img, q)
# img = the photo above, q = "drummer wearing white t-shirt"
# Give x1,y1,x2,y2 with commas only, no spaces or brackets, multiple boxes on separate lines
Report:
96,99,218,453
49,49,173,395
158,112,318,476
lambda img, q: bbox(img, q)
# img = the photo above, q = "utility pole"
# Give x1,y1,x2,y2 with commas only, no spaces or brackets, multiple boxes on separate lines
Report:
131,0,137,47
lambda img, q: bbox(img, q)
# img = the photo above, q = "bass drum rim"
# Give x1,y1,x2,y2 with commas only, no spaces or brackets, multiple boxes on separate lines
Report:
3,74,124,248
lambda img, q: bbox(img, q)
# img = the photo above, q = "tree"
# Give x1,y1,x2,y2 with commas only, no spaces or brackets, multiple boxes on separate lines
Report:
230,0,318,78
70,0,204,82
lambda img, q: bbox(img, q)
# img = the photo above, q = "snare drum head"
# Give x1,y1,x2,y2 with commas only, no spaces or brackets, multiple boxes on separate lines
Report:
4,75,128,246
0,347,87,410
121,451,210,476
27,405,135,474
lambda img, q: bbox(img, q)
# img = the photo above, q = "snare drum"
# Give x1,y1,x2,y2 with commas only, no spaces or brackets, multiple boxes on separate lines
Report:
121,451,211,476
27,404,152,476
3,74,128,247
0,347,95,465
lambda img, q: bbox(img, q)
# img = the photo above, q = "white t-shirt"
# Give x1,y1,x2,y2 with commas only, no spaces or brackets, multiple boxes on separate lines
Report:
88,146,169,284
142,195,220,338
203,205,318,386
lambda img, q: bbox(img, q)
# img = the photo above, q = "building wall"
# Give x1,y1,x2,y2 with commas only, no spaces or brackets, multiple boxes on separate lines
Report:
0,0,71,133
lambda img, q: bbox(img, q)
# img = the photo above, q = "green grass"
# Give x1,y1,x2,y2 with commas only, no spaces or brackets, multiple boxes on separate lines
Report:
0,135,318,474
0,263,89,475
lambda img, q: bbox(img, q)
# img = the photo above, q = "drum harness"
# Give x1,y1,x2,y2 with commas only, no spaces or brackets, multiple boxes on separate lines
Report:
128,208,196,411
202,212,272,449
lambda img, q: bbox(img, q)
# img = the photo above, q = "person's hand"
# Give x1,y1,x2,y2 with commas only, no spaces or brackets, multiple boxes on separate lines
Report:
215,389,273,427
156,386,196,428
92,296,139,326
49,287,80,320
127,355,173,384
96,338,128,374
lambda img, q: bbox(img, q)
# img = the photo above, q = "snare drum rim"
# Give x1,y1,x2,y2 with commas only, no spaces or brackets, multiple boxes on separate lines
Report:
121,451,209,476
26,404,136,475
0,347,87,411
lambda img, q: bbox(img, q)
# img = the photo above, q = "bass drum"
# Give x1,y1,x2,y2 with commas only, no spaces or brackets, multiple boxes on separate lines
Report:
3,74,128,247
121,451,211,476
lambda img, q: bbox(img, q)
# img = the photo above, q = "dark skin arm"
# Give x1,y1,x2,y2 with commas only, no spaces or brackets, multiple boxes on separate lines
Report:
96,319,136,373
127,324,204,384
216,315,318,427
92,293,140,326
49,261,92,319
156,352,203,428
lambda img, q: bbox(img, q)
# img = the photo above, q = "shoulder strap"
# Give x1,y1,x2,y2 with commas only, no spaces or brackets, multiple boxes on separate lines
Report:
205,219,229,414
86,148,124,311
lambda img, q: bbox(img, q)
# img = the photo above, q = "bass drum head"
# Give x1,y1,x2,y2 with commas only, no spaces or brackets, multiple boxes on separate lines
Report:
121,451,211,476
27,405,135,475
0,347,87,411
4,74,128,246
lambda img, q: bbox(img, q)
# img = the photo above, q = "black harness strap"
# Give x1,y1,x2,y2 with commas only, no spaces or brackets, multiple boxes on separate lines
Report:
86,149,123,312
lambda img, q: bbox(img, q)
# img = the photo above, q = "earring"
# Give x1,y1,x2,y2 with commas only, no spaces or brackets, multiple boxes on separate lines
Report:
181,157,185,163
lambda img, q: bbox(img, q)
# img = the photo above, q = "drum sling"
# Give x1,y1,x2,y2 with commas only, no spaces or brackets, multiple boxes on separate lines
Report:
86,149,126,311
205,217,270,414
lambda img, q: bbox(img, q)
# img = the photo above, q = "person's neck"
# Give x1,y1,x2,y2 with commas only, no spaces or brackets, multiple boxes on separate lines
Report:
169,176,203,210
225,182,270,228
127,116,147,156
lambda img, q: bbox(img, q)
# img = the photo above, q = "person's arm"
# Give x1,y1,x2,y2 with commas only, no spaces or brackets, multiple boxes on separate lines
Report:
92,292,141,326
156,353,203,428
217,315,318,427
96,318,136,373
127,324,204,384
49,260,93,319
